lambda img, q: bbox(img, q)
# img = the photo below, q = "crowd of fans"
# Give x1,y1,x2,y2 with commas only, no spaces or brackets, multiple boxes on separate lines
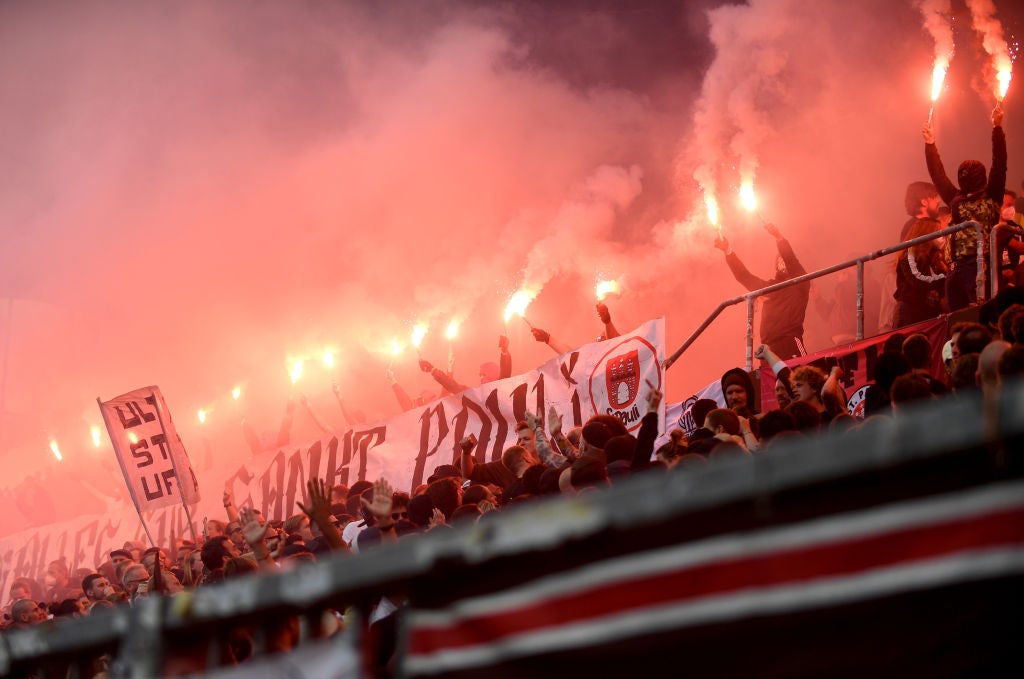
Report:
3,298,1023,673
3,107,1023,676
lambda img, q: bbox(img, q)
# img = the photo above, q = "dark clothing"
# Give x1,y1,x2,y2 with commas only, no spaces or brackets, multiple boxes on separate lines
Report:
893,250,945,327
725,238,809,358
720,367,759,416
925,126,1006,310
466,459,516,490
994,222,1024,292
687,428,714,446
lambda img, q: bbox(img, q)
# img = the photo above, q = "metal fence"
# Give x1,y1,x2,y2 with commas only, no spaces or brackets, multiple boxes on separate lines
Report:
663,220,986,372
2,377,1023,678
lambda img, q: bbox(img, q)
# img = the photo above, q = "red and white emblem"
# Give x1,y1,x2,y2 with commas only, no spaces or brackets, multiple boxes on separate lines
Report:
589,336,661,433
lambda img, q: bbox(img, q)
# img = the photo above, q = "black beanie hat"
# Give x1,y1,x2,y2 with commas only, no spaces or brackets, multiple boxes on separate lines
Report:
957,160,987,194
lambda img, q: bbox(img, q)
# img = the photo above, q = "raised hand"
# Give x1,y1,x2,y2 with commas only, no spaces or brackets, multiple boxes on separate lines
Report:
713,235,730,253
239,506,268,547
360,477,394,525
596,303,611,324
547,405,563,436
531,327,551,343
419,359,434,373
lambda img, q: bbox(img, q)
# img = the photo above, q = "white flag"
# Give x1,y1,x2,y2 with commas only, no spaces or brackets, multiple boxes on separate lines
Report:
99,386,200,511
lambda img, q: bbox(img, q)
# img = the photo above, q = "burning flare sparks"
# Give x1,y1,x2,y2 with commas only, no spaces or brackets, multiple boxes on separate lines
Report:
322,350,335,368
288,358,304,385
49,439,63,462
411,323,429,348
739,182,757,212
595,279,620,301
997,67,1012,100
197,409,207,424
390,339,404,356
231,386,242,400
931,63,948,102
504,290,535,323
90,426,102,448
445,320,459,340
704,194,720,231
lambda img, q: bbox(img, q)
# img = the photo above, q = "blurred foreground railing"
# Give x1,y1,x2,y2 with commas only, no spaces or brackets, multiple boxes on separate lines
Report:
2,378,1023,678
663,220,986,372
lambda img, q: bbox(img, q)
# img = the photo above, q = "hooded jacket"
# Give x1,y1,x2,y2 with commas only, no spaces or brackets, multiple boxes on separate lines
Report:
925,125,1007,261
720,367,758,416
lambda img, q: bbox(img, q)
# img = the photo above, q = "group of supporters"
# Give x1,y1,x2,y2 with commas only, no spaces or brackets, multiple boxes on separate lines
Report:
4,296,1024,673
3,107,1024,676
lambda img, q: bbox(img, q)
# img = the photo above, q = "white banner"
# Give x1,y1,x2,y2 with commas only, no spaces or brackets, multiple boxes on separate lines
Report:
228,318,665,518
99,386,201,512
0,320,662,602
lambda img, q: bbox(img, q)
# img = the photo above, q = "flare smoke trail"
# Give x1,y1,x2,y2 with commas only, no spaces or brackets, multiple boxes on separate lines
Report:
966,0,1014,98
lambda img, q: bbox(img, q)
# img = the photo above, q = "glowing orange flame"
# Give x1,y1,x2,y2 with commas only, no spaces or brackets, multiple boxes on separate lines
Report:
49,439,63,462
739,182,757,212
197,409,207,424
931,63,947,102
704,195,719,227
127,432,139,444
411,323,428,348
595,279,620,301
288,358,303,384
322,350,335,368
997,68,1011,100
390,339,403,356
445,320,459,340
91,426,102,448
231,386,241,400
504,290,535,323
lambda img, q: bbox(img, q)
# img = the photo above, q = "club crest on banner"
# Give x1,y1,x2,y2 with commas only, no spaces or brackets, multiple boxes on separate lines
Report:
588,336,661,432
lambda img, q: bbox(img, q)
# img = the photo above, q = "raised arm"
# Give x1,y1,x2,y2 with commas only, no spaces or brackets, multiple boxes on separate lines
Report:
420,359,468,394
297,477,345,551
529,408,569,469
530,327,574,355
498,335,512,379
596,303,621,339
633,388,662,470
987,105,1007,203
923,120,958,205
360,478,397,544
766,223,806,277
387,369,416,412
755,343,795,401
715,234,771,291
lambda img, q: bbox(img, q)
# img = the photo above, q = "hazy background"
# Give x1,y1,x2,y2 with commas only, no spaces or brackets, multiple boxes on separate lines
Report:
1,0,1021,534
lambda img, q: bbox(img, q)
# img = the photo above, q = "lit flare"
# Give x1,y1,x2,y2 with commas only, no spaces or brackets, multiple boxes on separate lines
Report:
49,439,63,462
322,351,335,368
445,320,459,340
997,67,1011,100
504,290,535,323
739,182,757,212
288,358,304,385
704,194,719,230
91,426,102,448
198,409,207,424
231,386,241,400
595,279,620,301
931,63,947,102
411,323,429,348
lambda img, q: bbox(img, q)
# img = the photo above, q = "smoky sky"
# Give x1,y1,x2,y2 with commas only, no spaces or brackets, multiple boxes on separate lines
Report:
1,0,1022,529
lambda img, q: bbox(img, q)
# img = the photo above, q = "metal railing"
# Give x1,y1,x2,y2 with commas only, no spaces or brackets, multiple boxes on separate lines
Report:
663,221,986,372
1,379,1022,678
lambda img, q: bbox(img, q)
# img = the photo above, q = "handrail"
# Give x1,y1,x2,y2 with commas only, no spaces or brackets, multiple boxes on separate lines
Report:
663,220,985,372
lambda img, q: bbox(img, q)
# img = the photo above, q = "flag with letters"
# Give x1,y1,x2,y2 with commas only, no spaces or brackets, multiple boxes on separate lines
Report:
99,386,200,511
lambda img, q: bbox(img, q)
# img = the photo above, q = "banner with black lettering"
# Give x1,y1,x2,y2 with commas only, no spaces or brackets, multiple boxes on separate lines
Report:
99,386,201,511
226,319,665,518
